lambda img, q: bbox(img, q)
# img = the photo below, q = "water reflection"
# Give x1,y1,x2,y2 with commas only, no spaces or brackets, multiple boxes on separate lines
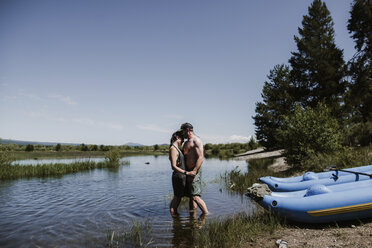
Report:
0,155,251,247
171,213,207,247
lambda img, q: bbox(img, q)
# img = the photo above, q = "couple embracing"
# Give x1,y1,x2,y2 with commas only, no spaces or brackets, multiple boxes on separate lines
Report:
169,123,208,216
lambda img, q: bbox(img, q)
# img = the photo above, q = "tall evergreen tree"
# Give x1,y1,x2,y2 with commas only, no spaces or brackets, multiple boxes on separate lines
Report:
345,0,372,146
289,0,345,118
346,0,372,123
253,64,294,149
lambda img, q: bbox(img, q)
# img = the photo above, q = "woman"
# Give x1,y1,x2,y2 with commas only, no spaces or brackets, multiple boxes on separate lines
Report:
169,131,191,215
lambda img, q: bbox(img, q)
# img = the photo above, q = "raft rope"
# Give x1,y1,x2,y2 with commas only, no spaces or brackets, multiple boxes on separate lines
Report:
327,166,372,180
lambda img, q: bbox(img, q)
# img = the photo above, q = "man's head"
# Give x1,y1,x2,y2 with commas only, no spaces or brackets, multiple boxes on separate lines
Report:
178,122,193,139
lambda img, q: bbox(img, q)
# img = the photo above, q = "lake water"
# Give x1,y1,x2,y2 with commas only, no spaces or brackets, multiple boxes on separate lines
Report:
1,156,254,247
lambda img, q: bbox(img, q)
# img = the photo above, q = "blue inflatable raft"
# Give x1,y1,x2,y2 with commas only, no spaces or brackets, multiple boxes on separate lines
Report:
248,180,372,223
260,164,372,192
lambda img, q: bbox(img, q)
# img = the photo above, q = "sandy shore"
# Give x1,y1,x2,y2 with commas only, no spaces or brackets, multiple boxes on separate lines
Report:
237,148,372,248
234,148,283,160
247,221,372,248
234,148,289,172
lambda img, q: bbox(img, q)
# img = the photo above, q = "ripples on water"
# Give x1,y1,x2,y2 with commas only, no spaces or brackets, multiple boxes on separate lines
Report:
0,156,253,247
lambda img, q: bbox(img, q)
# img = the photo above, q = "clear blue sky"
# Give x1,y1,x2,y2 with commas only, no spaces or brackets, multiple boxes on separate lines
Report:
0,0,355,145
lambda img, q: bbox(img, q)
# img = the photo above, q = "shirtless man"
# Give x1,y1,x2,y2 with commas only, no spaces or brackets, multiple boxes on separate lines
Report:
179,123,208,215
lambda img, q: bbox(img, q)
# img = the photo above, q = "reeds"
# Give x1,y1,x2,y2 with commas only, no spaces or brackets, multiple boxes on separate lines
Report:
0,151,14,166
106,220,153,248
192,210,286,248
103,210,285,248
223,158,278,194
0,160,130,180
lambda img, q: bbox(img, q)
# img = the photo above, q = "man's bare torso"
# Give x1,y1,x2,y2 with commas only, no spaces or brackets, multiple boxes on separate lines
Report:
183,137,199,170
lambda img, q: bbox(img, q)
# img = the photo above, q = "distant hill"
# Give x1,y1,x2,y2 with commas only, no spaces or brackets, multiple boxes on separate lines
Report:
123,142,144,147
0,139,162,147
0,139,79,146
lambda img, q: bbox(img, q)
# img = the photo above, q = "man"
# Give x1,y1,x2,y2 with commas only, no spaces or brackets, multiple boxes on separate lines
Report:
179,122,208,215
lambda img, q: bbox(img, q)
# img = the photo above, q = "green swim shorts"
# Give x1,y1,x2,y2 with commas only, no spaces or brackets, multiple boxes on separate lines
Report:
186,169,202,197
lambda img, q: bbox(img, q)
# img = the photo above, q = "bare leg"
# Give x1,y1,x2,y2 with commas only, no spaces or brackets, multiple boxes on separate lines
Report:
170,198,175,215
170,196,181,215
192,196,208,215
189,197,197,212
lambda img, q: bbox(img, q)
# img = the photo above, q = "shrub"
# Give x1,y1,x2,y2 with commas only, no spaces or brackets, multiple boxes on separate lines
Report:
223,158,275,194
0,151,14,166
278,103,343,169
211,147,220,156
25,144,34,152
204,143,213,150
301,146,372,172
344,121,372,146
233,148,240,154
248,137,259,150
80,143,88,151
100,145,109,151
90,145,98,151
104,148,122,167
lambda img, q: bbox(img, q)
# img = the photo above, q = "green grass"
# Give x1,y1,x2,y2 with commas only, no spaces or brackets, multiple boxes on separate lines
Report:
10,151,108,160
301,145,372,172
101,147,371,247
106,220,153,248
8,150,167,160
223,146,372,195
103,210,285,248
192,210,285,248
0,160,130,180
222,158,288,194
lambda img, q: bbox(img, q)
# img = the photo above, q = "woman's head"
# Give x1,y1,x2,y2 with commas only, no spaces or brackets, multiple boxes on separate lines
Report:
170,131,184,146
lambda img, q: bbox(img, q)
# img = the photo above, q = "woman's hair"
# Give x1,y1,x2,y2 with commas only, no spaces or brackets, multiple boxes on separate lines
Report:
169,131,183,148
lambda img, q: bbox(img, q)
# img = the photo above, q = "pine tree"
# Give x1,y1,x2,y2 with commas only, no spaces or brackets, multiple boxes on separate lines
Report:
346,0,372,123
289,0,345,118
253,64,294,149
345,0,372,146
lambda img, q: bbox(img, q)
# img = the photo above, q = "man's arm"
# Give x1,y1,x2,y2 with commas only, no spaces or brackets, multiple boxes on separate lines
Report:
192,138,204,174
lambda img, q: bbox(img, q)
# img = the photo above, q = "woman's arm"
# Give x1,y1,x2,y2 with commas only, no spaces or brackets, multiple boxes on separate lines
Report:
170,147,187,174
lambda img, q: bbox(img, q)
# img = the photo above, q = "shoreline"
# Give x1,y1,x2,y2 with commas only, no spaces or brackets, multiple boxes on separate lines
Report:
248,220,372,248
237,148,372,248
234,148,283,160
235,148,290,172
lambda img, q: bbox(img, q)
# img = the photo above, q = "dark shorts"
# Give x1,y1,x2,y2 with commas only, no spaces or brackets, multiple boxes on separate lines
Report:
172,172,186,197
185,169,202,197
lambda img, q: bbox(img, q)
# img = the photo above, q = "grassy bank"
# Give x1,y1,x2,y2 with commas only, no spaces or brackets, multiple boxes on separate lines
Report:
223,146,372,194
204,140,260,159
8,150,167,160
0,160,130,180
207,146,371,247
223,158,286,194
192,211,285,248
104,211,286,248
301,145,372,172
